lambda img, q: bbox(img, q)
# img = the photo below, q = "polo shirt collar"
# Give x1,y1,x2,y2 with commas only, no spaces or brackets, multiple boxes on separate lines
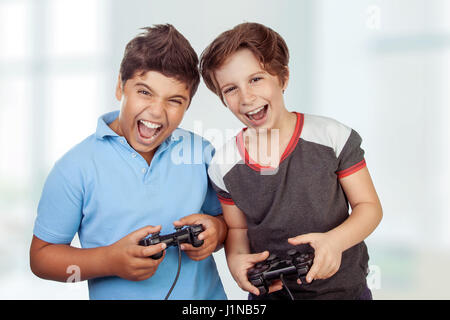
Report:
95,110,120,140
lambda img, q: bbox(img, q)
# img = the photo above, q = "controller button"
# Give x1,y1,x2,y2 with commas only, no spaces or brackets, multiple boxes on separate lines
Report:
258,286,267,295
297,266,309,275
267,254,277,262
252,278,264,287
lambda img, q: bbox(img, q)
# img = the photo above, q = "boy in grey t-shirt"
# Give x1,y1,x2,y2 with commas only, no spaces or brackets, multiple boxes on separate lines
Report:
200,22,383,299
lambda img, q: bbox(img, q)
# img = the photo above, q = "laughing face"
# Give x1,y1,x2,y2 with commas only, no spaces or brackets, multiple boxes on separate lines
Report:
214,48,290,131
110,70,190,164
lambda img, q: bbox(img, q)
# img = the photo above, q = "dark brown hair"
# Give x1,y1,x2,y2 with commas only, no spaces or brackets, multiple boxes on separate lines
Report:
120,24,200,100
200,22,289,106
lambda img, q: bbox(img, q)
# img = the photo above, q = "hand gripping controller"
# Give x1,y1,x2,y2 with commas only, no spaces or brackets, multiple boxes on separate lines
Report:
247,249,314,295
138,224,204,259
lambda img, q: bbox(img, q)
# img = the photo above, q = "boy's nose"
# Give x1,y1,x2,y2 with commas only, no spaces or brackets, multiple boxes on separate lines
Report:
147,100,165,118
239,87,256,106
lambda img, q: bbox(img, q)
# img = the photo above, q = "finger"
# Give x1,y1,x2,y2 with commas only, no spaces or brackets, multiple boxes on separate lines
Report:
197,227,215,241
182,243,215,260
179,234,213,251
268,280,283,293
185,252,209,261
306,258,321,283
173,214,203,227
180,243,204,253
239,277,260,296
137,243,166,258
130,225,162,244
133,257,165,278
133,252,166,269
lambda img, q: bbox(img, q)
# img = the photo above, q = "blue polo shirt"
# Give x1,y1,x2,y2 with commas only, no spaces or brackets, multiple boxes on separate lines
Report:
33,111,227,300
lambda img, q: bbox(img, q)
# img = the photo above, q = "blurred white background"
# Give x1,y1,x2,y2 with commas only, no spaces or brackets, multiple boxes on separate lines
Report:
0,0,449,299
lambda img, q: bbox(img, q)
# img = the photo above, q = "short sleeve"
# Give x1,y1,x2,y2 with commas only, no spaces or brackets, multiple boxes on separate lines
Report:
200,178,223,216
336,129,366,179
200,139,223,215
33,162,83,244
207,161,235,206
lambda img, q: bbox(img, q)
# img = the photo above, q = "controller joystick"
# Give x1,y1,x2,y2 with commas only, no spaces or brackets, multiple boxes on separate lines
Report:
138,224,204,259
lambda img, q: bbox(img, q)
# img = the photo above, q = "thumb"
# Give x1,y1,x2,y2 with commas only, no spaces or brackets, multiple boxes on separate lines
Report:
288,233,313,246
249,251,270,264
129,225,162,244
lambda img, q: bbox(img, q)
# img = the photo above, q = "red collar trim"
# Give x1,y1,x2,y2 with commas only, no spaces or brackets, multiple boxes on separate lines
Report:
236,112,304,172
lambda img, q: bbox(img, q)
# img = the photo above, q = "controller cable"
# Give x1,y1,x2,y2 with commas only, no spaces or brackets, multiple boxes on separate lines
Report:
164,239,182,300
279,273,295,300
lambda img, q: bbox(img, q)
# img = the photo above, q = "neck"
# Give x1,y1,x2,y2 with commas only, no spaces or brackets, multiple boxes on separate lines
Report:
247,110,297,141
243,111,298,167
108,118,155,166
108,118,122,136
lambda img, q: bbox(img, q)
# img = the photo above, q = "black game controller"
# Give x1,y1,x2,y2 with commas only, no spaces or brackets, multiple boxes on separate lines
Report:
138,224,204,259
247,249,314,295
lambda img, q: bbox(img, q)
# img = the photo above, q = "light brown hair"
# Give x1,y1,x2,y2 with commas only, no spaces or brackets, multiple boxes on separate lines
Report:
200,22,289,106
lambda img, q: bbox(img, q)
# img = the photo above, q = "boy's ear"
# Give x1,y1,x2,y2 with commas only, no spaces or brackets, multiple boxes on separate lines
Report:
115,75,123,101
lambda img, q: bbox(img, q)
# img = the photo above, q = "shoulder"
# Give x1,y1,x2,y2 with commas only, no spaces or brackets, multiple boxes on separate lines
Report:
210,134,240,169
208,134,241,187
170,128,216,165
301,113,353,158
211,134,239,162
53,134,99,175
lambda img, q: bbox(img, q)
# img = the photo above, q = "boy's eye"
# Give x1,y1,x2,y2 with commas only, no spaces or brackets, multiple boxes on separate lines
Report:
169,99,182,105
250,77,262,83
223,86,237,94
138,89,151,96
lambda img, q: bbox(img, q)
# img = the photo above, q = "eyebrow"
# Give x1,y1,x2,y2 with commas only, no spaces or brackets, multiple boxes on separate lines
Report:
219,71,266,91
134,82,189,101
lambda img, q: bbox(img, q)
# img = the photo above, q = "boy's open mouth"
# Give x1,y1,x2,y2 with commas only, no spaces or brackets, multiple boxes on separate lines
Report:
245,104,268,124
137,119,163,142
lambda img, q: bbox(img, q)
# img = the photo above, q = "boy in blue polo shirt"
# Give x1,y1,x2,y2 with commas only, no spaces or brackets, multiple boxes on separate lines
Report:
30,24,227,300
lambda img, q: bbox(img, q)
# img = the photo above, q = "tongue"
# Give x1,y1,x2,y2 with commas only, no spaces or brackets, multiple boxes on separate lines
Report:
250,106,267,121
138,121,158,138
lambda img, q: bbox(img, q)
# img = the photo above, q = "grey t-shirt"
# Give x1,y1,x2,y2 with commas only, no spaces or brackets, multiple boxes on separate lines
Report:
208,112,370,299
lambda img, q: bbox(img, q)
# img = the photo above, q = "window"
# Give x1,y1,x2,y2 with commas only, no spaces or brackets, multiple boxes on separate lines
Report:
0,0,107,299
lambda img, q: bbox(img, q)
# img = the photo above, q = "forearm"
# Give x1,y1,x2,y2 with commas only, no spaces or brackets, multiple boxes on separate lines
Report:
30,241,112,282
213,214,228,252
327,201,383,252
225,228,251,257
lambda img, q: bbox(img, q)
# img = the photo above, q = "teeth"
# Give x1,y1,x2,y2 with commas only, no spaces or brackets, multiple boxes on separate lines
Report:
246,105,266,115
140,120,162,129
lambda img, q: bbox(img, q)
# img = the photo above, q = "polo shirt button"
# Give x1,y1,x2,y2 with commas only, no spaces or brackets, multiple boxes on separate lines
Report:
120,139,125,144
141,168,146,174
131,153,136,158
